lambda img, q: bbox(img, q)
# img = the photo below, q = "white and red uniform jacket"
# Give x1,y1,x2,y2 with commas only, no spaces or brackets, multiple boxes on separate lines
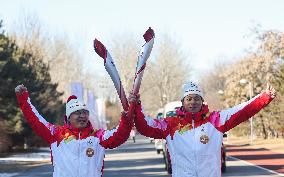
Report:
16,91,133,177
134,92,273,177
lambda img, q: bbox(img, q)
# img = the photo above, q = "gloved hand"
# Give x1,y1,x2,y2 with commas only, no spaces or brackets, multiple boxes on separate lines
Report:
265,83,276,98
15,84,27,95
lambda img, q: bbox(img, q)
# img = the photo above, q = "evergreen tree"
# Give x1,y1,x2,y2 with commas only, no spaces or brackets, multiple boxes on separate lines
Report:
0,21,64,150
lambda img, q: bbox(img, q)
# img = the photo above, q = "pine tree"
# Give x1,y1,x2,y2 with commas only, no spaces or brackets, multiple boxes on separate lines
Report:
0,20,64,151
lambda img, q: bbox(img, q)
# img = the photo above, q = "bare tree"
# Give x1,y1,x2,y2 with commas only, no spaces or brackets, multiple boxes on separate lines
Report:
9,13,86,100
9,13,51,63
48,36,85,99
219,29,284,138
141,35,191,115
111,34,140,93
200,58,229,110
107,34,191,117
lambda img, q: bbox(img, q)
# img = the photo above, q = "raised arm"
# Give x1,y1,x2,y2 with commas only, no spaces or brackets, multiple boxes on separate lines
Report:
127,93,168,139
100,112,133,149
134,103,168,139
214,83,276,133
15,84,54,144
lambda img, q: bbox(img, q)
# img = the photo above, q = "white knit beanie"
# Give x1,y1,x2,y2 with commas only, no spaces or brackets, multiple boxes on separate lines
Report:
181,82,204,100
66,95,88,118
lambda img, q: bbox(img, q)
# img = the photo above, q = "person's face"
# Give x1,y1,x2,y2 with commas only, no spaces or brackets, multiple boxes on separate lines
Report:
69,109,90,129
182,94,203,113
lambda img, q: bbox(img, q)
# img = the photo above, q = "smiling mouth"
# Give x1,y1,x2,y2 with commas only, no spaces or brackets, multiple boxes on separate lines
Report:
78,120,87,124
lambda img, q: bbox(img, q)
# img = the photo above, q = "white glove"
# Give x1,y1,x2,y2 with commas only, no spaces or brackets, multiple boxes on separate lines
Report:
15,84,27,94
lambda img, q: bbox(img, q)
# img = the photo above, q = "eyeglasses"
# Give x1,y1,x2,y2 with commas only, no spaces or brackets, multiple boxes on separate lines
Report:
72,109,89,116
184,96,203,102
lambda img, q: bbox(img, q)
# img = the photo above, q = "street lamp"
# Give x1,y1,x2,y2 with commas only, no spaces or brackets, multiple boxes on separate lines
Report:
218,90,224,95
162,94,167,104
239,79,253,145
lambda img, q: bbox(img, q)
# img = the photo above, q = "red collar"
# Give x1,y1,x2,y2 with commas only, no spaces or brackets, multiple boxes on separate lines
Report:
165,105,210,139
176,104,210,123
63,122,94,139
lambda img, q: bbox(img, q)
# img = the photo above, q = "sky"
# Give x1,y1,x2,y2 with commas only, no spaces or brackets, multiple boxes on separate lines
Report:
1,0,284,81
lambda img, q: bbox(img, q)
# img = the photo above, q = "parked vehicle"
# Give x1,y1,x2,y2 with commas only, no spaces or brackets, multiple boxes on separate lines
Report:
163,101,181,118
221,134,227,173
156,108,164,119
149,137,154,143
163,142,172,174
155,139,163,154
162,101,182,174
154,108,164,154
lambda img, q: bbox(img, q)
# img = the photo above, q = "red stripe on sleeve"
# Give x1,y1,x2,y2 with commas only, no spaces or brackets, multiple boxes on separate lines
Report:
16,91,54,144
100,112,133,149
134,104,168,139
217,93,273,133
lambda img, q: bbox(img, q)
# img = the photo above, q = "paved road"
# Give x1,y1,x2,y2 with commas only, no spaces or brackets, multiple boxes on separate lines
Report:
226,144,284,174
223,157,283,177
3,135,283,177
103,136,169,177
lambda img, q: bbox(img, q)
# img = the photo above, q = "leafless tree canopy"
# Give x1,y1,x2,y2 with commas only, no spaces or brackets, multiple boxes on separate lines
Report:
8,13,284,138
201,59,229,110
9,13,86,100
142,35,190,114
108,34,191,117
200,28,284,138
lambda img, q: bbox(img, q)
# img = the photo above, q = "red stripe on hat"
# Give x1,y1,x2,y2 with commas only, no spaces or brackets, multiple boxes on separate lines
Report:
67,95,77,103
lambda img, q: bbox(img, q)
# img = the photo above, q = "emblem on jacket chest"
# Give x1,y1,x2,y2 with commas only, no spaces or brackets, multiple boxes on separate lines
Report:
200,134,209,144
199,127,209,144
86,148,95,157
86,139,94,157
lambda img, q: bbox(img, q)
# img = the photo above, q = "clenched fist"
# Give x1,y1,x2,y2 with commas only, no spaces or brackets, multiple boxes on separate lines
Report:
15,84,27,95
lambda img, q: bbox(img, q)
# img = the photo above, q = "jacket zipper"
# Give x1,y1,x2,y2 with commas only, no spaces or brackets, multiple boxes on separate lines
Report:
78,131,81,177
192,117,198,176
